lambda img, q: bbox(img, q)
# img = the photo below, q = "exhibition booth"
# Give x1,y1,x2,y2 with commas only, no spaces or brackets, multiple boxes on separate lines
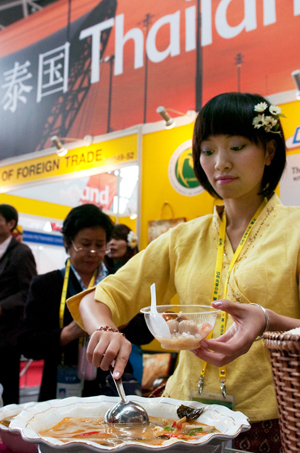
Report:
2,1,300,452
1,97,300,270
0,99,300,277
1,0,300,272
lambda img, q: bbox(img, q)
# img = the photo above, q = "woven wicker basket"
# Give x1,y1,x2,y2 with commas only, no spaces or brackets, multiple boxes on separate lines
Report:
264,331,300,453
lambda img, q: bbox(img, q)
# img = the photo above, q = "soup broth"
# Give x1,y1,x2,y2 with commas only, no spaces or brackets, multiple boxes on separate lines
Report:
39,415,218,447
0,416,13,428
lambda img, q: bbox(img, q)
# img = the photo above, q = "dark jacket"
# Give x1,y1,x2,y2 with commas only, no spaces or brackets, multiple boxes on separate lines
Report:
0,236,37,347
19,267,153,401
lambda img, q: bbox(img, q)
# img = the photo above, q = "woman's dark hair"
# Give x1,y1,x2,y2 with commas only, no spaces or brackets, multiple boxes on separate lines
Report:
0,204,18,231
111,224,139,259
62,204,114,248
192,92,286,199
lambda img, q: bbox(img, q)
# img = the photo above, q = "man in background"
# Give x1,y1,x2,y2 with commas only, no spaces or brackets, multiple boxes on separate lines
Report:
0,204,37,405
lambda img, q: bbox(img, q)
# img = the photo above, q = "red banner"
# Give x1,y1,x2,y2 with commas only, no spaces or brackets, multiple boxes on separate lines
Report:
79,172,117,210
0,0,299,159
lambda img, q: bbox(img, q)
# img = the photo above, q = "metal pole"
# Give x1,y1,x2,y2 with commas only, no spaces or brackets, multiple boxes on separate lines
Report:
139,13,154,123
66,0,71,42
136,125,142,249
143,14,151,124
116,169,120,224
107,56,114,133
143,45,148,123
195,1,202,111
235,53,244,93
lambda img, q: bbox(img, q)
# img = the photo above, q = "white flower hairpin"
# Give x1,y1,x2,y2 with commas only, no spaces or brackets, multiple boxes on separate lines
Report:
127,230,138,249
252,102,286,135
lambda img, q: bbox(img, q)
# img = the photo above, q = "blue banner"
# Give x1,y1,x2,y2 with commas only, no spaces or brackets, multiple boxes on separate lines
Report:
23,230,64,247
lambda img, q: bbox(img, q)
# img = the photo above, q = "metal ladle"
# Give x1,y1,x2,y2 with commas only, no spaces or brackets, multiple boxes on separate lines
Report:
105,366,149,425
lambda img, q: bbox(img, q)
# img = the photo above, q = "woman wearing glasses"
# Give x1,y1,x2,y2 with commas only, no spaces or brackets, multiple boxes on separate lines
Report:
19,204,152,401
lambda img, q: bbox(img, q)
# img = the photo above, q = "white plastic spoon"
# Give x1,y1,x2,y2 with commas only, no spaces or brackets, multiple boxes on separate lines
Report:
150,283,171,338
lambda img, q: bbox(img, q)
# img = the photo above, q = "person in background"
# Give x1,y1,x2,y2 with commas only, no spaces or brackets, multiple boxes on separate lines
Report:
0,204,37,405
105,224,145,384
19,204,152,401
105,224,138,272
67,93,300,452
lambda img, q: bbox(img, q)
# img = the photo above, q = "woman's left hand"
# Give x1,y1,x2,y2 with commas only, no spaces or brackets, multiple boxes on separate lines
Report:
192,299,266,366
60,320,87,346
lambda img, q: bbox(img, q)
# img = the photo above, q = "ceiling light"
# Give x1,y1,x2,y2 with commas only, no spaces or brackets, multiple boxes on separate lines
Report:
156,106,189,129
51,136,68,156
51,135,93,157
156,106,175,128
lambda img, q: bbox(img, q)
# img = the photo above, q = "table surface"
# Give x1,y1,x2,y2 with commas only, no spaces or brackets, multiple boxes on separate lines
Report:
0,440,253,453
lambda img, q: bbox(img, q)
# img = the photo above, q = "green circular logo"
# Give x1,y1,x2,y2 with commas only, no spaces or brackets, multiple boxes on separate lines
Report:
169,140,203,196
174,148,199,189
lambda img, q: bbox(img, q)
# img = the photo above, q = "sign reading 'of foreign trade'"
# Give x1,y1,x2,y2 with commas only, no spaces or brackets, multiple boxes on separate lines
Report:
0,133,137,192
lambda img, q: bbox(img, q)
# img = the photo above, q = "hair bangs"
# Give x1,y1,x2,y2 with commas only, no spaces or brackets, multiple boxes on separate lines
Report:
200,94,258,143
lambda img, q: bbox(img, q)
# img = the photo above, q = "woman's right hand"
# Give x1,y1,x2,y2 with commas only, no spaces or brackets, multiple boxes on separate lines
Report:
78,290,132,379
87,330,132,380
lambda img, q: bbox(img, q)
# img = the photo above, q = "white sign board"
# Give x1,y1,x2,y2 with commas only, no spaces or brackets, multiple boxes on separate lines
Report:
280,152,300,206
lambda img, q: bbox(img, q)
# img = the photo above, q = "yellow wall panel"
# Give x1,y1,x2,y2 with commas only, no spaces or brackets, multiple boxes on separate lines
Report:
140,123,216,250
0,194,71,220
117,216,137,233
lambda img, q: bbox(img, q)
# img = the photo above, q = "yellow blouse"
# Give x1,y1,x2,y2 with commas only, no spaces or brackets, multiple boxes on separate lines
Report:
68,194,300,422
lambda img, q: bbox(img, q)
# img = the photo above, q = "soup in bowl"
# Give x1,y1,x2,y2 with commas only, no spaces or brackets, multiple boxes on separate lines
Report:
141,305,219,350
10,395,250,452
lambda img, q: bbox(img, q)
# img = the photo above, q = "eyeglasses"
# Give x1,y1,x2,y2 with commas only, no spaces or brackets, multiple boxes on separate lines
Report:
71,241,107,254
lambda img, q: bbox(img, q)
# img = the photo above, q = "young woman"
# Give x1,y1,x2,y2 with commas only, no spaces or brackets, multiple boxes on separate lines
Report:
67,93,300,452
105,224,138,272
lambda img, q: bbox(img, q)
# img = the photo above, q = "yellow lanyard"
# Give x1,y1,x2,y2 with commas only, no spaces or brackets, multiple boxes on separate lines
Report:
59,259,71,330
198,198,267,397
59,258,97,357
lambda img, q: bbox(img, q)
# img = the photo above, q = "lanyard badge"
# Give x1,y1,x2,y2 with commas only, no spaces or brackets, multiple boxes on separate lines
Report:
198,198,267,398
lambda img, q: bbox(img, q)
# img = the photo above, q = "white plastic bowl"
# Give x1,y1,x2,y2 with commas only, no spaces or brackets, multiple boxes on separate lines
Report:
9,395,250,453
141,305,219,350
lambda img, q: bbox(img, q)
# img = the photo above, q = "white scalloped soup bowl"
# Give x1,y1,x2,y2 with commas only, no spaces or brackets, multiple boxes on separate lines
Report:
10,395,250,453
0,402,39,453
